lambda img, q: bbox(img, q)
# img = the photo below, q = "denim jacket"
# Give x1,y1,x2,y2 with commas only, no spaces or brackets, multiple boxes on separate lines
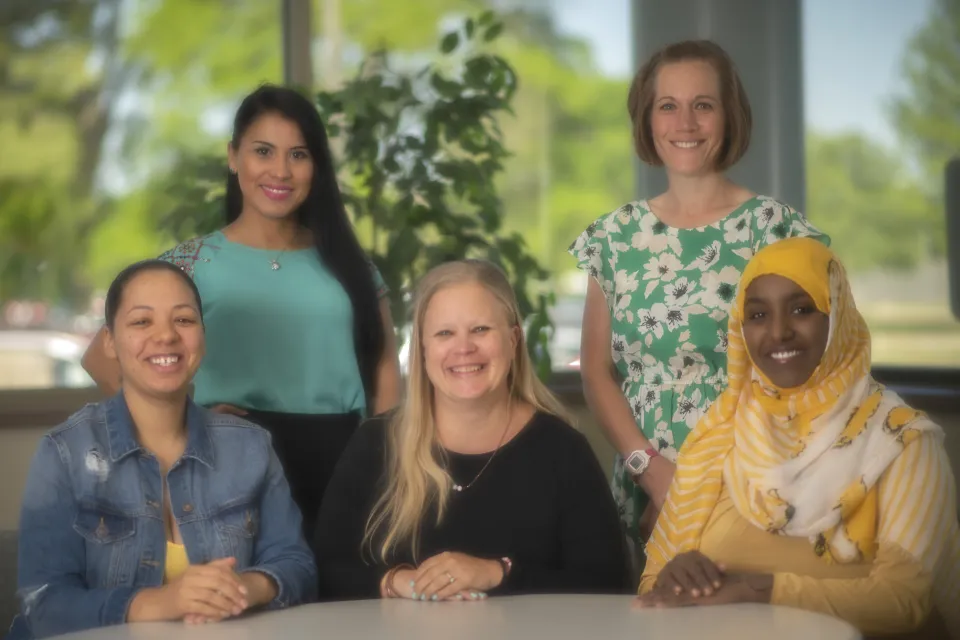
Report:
8,393,318,639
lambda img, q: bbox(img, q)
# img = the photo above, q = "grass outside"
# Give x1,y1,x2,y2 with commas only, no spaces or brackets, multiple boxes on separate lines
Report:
861,302,960,367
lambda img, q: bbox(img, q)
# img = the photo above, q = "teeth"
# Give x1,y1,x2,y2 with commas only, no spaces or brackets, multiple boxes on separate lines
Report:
451,365,482,373
771,350,800,361
673,141,700,149
263,186,290,194
150,356,179,366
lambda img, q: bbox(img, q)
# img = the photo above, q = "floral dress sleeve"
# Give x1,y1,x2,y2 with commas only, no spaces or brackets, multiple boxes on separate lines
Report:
568,207,628,310
751,197,831,253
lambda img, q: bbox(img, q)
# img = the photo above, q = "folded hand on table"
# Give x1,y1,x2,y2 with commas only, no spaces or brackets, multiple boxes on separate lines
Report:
383,551,506,602
634,551,773,608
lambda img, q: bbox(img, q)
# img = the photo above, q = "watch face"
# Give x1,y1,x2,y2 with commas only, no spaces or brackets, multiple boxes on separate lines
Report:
625,450,649,475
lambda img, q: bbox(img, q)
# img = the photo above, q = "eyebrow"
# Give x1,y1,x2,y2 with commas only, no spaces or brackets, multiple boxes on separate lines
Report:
251,140,309,150
656,94,718,103
127,303,198,313
745,292,812,305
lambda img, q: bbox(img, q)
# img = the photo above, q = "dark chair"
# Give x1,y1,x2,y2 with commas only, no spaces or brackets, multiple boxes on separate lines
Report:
0,530,19,634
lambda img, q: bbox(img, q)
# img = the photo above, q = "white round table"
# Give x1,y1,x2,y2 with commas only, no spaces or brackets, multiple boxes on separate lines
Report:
51,595,862,640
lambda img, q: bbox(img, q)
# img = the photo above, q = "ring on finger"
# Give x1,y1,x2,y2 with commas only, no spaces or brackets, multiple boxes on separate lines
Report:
446,571,455,584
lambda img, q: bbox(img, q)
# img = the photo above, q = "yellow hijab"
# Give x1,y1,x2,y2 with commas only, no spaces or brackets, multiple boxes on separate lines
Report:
641,237,936,589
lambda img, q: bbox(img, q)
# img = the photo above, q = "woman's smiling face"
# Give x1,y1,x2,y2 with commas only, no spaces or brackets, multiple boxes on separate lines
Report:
741,274,830,389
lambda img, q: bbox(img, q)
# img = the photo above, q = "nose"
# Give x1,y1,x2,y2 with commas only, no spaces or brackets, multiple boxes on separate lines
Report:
270,154,292,179
452,332,478,354
677,105,697,131
769,311,795,343
153,319,181,345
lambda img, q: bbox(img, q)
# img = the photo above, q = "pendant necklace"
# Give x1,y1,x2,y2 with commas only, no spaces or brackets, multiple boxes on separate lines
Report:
268,232,299,271
450,404,513,493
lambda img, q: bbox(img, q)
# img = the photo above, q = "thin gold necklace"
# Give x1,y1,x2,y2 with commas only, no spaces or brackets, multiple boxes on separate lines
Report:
449,403,513,493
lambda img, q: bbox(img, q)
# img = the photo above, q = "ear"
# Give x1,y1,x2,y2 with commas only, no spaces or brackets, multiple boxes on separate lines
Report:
227,141,238,174
103,328,118,362
510,324,521,354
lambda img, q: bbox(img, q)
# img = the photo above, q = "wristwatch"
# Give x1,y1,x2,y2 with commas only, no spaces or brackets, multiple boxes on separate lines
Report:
624,447,660,477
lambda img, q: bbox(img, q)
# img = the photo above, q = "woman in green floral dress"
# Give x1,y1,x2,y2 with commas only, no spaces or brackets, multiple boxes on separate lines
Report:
570,40,828,575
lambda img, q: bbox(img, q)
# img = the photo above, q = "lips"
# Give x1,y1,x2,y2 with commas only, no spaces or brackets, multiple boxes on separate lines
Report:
768,349,802,364
146,354,184,372
448,364,485,374
261,185,293,201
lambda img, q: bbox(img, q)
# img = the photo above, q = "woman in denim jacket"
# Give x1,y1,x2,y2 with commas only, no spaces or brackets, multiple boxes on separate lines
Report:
8,259,317,639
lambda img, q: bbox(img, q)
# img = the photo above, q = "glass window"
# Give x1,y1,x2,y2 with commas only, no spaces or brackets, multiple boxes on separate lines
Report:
311,0,632,373
0,0,283,388
802,0,960,367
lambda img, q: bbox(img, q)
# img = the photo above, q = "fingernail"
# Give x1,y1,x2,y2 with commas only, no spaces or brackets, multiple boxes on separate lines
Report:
692,589,700,597
456,594,463,600
479,592,487,599
411,591,417,599
409,581,415,587
420,594,426,601
431,595,438,601
239,586,248,595
470,592,478,599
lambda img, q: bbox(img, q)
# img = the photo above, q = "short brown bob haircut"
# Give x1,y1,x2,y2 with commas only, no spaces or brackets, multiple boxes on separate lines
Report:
628,40,752,172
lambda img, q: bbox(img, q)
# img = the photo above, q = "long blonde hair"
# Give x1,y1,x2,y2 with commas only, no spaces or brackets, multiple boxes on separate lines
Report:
363,259,571,562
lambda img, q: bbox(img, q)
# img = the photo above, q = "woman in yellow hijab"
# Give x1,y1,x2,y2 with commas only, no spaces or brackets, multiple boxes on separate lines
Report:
637,237,960,638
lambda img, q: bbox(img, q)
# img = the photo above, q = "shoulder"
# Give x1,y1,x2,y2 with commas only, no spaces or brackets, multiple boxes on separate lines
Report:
744,195,796,221
747,195,829,247
746,194,819,228
353,412,391,451
47,402,101,438
37,403,111,473
571,201,647,247
45,402,107,449
569,202,651,283
525,412,594,456
158,232,224,280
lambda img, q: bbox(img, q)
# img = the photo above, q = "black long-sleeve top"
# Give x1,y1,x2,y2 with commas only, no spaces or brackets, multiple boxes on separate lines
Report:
312,411,629,600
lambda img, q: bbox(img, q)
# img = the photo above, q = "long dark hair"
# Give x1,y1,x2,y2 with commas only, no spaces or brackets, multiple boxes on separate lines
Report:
225,84,384,408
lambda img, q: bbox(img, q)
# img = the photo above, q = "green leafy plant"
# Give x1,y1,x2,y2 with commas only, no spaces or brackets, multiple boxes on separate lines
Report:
317,12,554,376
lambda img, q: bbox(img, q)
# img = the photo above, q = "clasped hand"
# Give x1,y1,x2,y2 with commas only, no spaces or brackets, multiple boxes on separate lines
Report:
387,551,505,602
634,551,773,609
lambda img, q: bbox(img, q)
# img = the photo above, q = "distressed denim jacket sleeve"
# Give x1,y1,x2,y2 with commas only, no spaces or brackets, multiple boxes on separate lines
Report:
15,436,143,639
239,443,318,608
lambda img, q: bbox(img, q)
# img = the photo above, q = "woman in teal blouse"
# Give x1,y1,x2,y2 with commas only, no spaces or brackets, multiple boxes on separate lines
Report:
82,85,401,537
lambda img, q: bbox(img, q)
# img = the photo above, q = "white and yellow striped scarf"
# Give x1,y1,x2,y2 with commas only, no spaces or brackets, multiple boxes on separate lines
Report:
640,238,957,616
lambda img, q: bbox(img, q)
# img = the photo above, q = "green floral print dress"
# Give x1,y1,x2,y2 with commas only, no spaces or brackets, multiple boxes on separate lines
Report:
569,195,828,549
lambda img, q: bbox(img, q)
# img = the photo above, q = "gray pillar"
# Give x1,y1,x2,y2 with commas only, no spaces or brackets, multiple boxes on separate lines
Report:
282,0,314,89
631,0,806,212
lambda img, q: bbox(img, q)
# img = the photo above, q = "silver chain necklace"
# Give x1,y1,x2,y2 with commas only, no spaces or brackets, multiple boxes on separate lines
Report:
449,405,513,493
267,233,300,271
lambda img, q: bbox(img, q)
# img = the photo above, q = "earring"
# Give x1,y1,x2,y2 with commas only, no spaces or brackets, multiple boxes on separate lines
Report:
229,168,237,175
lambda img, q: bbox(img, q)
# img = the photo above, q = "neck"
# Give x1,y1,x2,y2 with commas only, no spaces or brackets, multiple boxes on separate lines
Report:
122,387,188,455
434,388,513,453
662,172,736,216
228,210,304,250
